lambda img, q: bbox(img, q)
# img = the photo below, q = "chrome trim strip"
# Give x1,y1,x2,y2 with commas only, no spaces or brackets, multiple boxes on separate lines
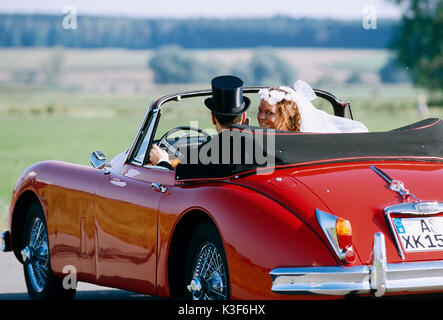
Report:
270,232,443,297
369,165,393,184
370,165,420,201
127,107,160,165
386,202,443,216
384,210,405,260
151,182,168,193
154,87,265,110
126,103,154,164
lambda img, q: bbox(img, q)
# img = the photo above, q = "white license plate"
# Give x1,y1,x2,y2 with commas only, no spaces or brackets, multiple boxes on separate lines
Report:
393,217,443,252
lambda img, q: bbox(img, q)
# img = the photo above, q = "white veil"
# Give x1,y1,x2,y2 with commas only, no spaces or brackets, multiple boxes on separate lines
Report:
259,80,369,133
293,80,368,133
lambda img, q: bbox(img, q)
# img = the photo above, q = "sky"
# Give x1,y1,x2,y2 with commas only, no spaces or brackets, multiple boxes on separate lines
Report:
0,0,403,20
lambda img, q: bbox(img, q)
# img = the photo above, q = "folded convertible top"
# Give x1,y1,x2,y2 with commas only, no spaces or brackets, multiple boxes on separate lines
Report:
175,118,443,181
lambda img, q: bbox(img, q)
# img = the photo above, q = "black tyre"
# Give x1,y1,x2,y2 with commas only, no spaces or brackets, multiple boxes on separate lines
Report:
22,201,76,300
184,223,229,300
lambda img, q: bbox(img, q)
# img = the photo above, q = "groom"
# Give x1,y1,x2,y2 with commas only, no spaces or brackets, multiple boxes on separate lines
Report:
149,75,251,170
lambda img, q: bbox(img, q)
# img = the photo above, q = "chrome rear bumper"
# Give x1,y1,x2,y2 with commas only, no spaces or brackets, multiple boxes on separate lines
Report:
270,233,443,297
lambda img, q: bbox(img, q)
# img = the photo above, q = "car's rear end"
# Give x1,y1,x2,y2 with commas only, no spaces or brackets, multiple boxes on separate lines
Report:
265,160,443,298
175,117,443,299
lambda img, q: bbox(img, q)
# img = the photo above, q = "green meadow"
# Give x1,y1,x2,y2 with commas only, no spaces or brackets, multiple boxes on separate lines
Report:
1,48,442,229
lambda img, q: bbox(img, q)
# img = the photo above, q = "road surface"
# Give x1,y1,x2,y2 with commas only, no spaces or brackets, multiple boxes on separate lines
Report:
0,250,156,300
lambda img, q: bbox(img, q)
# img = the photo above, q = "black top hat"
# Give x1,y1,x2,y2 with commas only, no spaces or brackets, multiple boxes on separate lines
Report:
204,75,250,117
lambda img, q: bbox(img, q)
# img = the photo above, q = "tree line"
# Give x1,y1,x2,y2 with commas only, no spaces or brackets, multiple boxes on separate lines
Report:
1,2,441,93
0,14,396,49
149,46,296,86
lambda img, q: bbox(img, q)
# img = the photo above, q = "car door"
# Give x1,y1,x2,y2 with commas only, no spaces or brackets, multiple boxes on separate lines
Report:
94,163,173,295
93,106,175,294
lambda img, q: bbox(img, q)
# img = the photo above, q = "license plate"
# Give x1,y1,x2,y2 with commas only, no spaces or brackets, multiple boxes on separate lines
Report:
393,217,443,252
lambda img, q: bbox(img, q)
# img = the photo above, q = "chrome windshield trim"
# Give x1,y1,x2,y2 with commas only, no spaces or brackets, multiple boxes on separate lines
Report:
154,87,351,118
154,87,265,110
127,107,160,165
270,232,443,297
126,103,155,164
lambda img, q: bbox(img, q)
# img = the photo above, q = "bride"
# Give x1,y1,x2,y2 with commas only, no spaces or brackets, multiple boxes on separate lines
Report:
257,80,368,133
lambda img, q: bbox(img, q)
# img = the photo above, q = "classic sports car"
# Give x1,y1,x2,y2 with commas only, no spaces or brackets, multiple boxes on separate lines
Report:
2,86,443,300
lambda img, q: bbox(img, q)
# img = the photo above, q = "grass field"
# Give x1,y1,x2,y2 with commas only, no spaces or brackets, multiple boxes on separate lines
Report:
0,47,442,230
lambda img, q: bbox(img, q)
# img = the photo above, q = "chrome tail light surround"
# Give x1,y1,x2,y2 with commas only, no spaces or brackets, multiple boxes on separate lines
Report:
316,209,352,262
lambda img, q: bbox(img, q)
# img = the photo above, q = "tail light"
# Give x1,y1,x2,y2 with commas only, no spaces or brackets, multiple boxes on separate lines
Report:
316,209,356,263
336,218,352,249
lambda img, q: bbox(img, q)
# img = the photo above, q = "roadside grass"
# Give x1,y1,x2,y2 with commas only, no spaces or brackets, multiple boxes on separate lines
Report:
0,114,141,226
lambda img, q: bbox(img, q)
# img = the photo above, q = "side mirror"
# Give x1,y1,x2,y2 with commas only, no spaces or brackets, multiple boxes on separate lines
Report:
90,150,107,169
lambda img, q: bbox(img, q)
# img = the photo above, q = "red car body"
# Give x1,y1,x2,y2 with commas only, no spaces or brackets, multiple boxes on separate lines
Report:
3,87,443,300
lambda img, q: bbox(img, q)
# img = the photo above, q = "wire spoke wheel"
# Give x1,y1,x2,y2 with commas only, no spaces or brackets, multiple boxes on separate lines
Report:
22,201,76,300
186,223,229,300
24,216,50,293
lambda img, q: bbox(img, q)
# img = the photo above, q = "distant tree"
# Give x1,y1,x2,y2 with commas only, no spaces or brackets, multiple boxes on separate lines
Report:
379,57,411,83
149,46,221,84
231,49,296,86
345,72,364,84
229,64,253,86
314,75,337,87
250,49,296,86
390,0,443,90
0,14,398,49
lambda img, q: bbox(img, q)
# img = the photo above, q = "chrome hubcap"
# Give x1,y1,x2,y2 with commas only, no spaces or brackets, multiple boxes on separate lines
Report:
21,246,31,262
187,277,203,298
24,217,49,293
187,242,227,300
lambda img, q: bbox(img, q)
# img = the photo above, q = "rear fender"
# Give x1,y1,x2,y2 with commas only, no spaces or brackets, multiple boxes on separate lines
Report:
157,182,341,299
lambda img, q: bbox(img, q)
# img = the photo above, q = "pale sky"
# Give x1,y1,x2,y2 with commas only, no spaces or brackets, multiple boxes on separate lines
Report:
0,0,403,19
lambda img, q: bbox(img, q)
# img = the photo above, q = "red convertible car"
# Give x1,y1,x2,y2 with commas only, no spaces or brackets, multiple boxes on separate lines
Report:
2,87,443,300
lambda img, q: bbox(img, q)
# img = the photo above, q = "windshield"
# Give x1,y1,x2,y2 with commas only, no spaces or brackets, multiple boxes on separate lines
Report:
154,91,260,141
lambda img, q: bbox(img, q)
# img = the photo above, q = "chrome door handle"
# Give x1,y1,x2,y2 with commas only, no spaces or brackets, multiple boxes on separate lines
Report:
151,182,167,193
